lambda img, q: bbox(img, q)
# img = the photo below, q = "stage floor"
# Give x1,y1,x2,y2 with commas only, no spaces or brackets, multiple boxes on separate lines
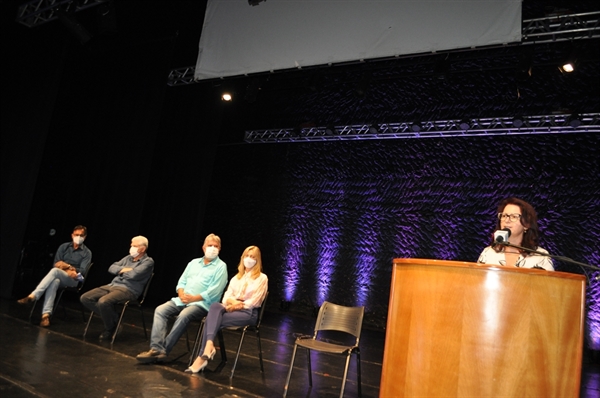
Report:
0,297,597,397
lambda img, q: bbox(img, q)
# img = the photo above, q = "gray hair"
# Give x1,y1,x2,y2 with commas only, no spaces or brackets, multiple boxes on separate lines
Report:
132,235,149,249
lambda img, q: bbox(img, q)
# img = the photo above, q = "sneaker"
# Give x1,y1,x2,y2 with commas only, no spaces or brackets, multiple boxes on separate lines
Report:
136,349,166,363
40,314,50,327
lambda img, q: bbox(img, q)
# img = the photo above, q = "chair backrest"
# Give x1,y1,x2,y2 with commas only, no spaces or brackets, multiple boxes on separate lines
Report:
255,291,269,328
82,262,94,279
314,301,365,345
76,262,94,291
137,272,154,305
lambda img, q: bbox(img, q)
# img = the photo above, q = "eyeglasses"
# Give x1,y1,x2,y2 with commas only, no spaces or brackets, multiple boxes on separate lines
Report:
497,213,521,222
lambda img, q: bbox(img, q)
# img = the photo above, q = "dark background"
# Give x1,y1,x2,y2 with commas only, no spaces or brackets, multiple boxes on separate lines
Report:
1,1,599,348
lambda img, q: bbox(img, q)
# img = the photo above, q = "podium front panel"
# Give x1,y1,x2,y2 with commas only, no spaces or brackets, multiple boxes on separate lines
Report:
380,258,586,398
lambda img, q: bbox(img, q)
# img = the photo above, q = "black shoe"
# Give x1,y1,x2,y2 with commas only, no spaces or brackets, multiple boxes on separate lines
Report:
99,325,123,341
136,349,167,363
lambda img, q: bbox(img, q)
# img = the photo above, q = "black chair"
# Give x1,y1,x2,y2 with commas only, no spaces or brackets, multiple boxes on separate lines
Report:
83,272,154,345
190,291,269,379
29,262,94,323
282,301,364,398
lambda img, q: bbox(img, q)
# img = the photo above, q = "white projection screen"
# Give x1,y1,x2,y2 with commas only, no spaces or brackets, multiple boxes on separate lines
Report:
195,0,522,80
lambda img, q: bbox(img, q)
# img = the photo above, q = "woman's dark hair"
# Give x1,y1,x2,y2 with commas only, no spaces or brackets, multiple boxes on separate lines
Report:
492,197,540,255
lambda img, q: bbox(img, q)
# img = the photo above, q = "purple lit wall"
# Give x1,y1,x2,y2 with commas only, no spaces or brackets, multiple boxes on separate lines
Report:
205,133,599,349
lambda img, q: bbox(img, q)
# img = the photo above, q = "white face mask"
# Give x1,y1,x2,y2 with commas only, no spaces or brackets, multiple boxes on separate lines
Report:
129,246,140,258
243,257,257,269
205,246,219,260
73,236,85,245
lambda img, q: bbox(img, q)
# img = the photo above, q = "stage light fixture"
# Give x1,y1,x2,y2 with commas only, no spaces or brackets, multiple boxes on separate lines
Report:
512,117,524,128
324,124,336,136
221,92,233,102
567,113,581,128
459,119,471,130
559,49,578,73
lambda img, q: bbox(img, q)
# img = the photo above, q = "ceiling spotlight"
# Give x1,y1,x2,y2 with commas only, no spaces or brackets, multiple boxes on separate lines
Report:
221,92,232,101
559,49,578,73
560,62,575,73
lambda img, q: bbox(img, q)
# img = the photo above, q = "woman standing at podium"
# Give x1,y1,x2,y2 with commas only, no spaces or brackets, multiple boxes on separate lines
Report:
478,197,554,271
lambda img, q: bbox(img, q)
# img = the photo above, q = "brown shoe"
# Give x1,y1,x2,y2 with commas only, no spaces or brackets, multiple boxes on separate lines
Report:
40,314,50,327
17,295,34,305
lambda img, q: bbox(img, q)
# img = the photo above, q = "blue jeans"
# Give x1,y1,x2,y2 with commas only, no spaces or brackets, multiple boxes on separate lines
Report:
199,302,257,355
80,285,137,333
31,268,78,315
150,300,207,355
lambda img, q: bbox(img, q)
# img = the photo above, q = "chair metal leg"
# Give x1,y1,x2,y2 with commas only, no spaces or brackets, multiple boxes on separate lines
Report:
306,348,313,387
111,302,129,345
339,353,352,398
356,350,362,398
217,330,227,364
28,299,38,323
229,328,247,379
83,311,94,337
282,344,299,398
54,289,66,320
256,330,264,373
139,306,148,340
188,320,205,367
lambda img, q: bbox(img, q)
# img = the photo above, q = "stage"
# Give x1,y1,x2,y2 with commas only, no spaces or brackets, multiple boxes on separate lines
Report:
0,297,597,397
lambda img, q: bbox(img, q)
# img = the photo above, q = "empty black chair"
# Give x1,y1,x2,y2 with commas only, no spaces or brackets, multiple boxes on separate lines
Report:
282,300,364,398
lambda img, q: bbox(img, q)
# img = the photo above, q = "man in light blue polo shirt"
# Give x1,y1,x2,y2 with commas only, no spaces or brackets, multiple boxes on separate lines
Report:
136,233,227,363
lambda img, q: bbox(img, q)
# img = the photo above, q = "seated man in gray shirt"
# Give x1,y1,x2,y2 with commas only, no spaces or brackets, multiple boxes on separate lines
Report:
80,235,154,340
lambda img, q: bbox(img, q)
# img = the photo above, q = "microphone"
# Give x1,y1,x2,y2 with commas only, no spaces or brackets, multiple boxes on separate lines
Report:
494,228,511,243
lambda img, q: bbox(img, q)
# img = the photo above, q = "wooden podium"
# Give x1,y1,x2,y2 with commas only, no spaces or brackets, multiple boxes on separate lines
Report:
380,258,586,398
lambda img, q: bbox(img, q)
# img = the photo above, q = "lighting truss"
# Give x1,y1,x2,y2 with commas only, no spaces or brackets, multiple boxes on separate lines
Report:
522,11,600,42
167,12,600,86
243,114,600,143
167,67,196,87
16,0,104,28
